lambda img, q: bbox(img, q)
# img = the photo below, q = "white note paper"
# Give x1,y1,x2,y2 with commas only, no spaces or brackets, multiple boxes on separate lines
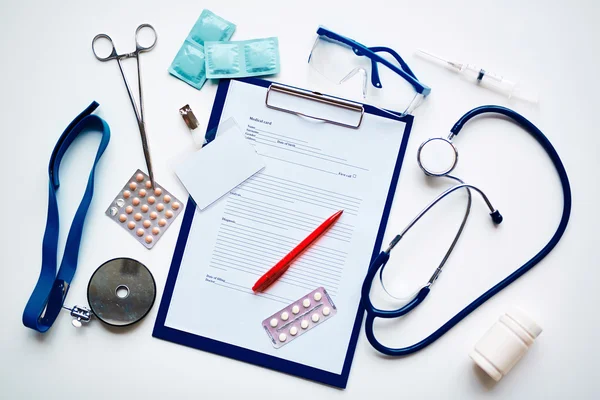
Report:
175,118,265,210
165,80,409,375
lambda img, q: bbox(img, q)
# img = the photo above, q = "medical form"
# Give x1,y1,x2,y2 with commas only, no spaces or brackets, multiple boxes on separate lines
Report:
156,79,412,379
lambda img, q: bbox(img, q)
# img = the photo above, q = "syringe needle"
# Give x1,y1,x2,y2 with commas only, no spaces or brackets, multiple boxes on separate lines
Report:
417,49,462,70
417,49,448,63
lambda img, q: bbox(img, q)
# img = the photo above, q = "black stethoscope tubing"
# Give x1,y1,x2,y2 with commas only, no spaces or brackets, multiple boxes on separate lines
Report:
361,105,572,356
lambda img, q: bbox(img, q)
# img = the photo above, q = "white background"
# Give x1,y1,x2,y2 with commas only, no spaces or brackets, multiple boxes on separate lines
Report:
1,0,598,398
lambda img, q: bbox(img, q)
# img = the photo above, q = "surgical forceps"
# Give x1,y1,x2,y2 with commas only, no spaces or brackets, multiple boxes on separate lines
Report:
92,24,157,186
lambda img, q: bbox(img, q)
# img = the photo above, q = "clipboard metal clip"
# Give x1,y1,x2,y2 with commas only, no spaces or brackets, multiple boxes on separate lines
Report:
265,83,365,129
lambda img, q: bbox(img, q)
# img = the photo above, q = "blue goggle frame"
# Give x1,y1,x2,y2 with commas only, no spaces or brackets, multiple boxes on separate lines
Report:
310,27,431,97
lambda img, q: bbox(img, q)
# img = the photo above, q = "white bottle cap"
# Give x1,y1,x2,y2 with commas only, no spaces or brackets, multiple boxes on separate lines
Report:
469,307,542,382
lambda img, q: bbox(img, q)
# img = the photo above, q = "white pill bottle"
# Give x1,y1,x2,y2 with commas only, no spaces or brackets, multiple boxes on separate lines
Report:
469,308,542,382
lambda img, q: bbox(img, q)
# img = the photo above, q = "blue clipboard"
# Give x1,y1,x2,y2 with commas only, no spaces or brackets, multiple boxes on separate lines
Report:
153,77,413,388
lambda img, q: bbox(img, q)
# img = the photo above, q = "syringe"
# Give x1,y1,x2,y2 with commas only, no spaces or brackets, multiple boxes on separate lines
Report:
416,49,538,103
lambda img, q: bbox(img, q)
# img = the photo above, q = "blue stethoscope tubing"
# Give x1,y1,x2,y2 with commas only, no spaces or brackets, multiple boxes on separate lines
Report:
361,105,572,356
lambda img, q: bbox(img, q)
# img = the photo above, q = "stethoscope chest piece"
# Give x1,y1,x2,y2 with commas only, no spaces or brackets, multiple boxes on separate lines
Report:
417,137,458,177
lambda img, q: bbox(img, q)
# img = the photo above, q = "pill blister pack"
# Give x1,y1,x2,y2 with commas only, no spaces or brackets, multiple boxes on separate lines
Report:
262,287,337,349
105,169,183,249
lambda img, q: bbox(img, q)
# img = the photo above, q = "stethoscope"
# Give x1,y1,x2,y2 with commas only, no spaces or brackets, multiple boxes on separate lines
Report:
360,105,572,356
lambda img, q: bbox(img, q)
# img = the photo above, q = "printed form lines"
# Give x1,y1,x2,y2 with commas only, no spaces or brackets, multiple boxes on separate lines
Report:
224,204,352,242
245,126,367,170
235,173,362,218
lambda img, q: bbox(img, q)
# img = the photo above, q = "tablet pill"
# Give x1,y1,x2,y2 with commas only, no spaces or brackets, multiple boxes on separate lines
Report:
141,204,149,213
322,307,331,316
163,195,171,203
152,227,160,235
123,190,131,199
118,214,127,223
136,173,144,182
143,220,151,228
292,305,300,314
132,197,141,206
127,221,135,230
165,210,174,219
139,189,147,197
150,211,158,220
145,180,152,189
312,313,320,323
134,213,142,221
136,228,144,237
154,188,162,196
147,196,156,205
158,218,167,227
129,182,137,190
313,292,322,301
289,326,298,336
125,206,133,214
116,198,125,207
172,202,180,210
145,235,153,244
302,298,310,308
156,203,165,212
270,318,278,327
281,312,289,321
301,320,309,329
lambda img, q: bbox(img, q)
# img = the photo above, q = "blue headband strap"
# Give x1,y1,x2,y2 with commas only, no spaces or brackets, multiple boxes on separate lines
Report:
23,101,110,332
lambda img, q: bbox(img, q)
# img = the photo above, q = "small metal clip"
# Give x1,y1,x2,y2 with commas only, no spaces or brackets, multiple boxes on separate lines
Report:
265,83,365,129
63,305,92,328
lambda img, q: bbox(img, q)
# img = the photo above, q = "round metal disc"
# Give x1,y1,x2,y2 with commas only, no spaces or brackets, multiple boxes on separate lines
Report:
87,258,156,327
417,137,458,177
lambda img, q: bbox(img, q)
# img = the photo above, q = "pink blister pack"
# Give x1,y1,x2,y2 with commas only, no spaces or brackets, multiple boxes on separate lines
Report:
262,287,337,349
105,169,183,249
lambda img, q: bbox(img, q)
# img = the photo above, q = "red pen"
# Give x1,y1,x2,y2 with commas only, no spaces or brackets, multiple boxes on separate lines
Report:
252,210,344,293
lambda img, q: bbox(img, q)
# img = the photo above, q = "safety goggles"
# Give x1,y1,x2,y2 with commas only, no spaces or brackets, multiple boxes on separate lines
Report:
308,27,431,116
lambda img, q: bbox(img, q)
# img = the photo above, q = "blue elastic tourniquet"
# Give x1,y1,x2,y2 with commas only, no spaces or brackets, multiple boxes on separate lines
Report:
22,101,110,332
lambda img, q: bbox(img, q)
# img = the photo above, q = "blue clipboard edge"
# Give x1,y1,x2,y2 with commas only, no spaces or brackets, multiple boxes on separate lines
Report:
153,77,414,389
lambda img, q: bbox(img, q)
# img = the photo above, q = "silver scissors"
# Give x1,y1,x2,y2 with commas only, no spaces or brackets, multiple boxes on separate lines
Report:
92,24,158,186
